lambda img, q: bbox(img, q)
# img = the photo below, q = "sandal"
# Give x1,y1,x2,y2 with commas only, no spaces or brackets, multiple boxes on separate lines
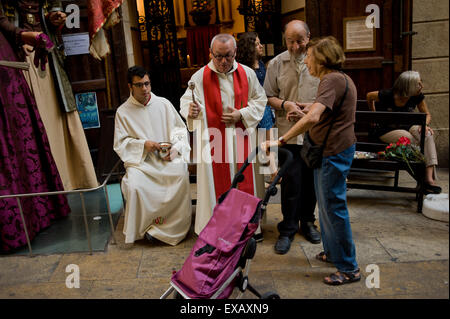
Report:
323,269,361,286
315,251,332,263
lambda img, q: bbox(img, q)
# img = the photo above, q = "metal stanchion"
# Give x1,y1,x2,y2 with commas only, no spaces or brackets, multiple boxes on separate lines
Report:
80,193,92,255
104,184,117,244
16,198,33,257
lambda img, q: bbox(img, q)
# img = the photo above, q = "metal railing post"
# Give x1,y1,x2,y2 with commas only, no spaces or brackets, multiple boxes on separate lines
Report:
104,184,117,244
16,198,33,257
80,193,92,255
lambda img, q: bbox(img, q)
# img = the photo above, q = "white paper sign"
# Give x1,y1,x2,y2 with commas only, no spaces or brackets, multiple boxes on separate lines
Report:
62,33,90,56
344,18,375,51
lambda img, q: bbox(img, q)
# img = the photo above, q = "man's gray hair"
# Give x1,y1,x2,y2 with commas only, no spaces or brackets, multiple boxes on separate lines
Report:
393,71,421,97
284,20,310,37
210,33,237,49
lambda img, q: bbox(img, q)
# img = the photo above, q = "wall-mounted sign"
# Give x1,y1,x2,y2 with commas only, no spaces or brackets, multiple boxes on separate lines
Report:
343,17,376,52
62,32,90,56
75,92,100,129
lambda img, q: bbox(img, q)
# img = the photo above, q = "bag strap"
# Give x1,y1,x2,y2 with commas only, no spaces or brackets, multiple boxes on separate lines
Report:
321,71,349,147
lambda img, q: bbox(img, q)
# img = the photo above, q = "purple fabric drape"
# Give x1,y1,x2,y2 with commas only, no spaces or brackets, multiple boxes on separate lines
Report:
0,31,70,252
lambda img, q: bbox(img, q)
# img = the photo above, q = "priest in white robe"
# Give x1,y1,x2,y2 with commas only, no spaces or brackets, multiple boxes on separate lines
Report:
180,34,267,235
114,66,192,246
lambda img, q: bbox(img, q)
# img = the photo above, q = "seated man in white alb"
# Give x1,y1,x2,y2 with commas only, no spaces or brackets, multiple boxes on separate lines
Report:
114,66,192,246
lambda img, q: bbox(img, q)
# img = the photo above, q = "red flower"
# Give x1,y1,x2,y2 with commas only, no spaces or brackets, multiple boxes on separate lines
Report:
398,136,411,146
381,136,425,177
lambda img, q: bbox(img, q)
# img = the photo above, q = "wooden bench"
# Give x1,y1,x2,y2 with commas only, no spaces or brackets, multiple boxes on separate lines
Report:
348,101,427,213
186,103,428,213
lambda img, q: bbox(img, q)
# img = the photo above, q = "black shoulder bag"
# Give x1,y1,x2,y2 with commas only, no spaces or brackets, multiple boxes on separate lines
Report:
300,73,349,169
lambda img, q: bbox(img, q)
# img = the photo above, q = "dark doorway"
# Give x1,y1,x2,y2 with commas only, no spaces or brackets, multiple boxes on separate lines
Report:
138,0,182,108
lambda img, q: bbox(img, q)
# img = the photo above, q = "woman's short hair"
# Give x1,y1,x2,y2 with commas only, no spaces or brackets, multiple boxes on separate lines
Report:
236,32,258,69
393,71,421,97
307,36,346,71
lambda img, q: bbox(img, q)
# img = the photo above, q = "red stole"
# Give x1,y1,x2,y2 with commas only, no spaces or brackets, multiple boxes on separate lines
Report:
203,64,255,200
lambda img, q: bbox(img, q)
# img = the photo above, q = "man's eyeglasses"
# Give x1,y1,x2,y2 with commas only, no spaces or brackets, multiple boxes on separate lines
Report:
132,81,151,88
211,52,235,60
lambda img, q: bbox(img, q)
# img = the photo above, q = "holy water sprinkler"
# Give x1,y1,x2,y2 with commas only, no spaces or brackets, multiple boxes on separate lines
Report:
188,81,196,103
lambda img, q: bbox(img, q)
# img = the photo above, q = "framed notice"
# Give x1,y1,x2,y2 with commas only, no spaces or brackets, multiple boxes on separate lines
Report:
62,33,90,56
343,17,376,52
75,92,100,129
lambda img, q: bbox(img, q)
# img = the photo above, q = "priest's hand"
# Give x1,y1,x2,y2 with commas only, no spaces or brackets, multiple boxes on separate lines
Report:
162,147,181,162
188,102,200,119
144,140,161,153
221,107,242,125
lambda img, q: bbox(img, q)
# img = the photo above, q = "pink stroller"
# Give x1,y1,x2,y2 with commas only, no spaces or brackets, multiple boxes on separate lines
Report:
160,147,293,299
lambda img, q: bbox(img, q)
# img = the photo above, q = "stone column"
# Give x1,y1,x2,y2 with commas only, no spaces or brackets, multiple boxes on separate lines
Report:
412,0,449,167
174,0,184,27
121,0,136,67
220,0,232,22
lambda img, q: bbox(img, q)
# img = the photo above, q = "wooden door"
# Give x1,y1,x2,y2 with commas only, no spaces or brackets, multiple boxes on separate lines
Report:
60,0,129,179
306,0,413,100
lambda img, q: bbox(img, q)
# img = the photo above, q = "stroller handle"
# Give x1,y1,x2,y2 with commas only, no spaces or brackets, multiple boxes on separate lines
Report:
231,146,294,191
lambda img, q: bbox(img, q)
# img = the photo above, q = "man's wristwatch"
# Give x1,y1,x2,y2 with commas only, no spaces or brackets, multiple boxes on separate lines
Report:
278,136,287,146
281,100,286,111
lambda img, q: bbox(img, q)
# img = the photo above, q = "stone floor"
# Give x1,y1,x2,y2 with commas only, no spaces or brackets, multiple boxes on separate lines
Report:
0,169,448,300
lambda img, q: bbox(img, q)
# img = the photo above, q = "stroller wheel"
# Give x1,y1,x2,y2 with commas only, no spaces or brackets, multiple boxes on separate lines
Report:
238,275,249,292
261,291,280,299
